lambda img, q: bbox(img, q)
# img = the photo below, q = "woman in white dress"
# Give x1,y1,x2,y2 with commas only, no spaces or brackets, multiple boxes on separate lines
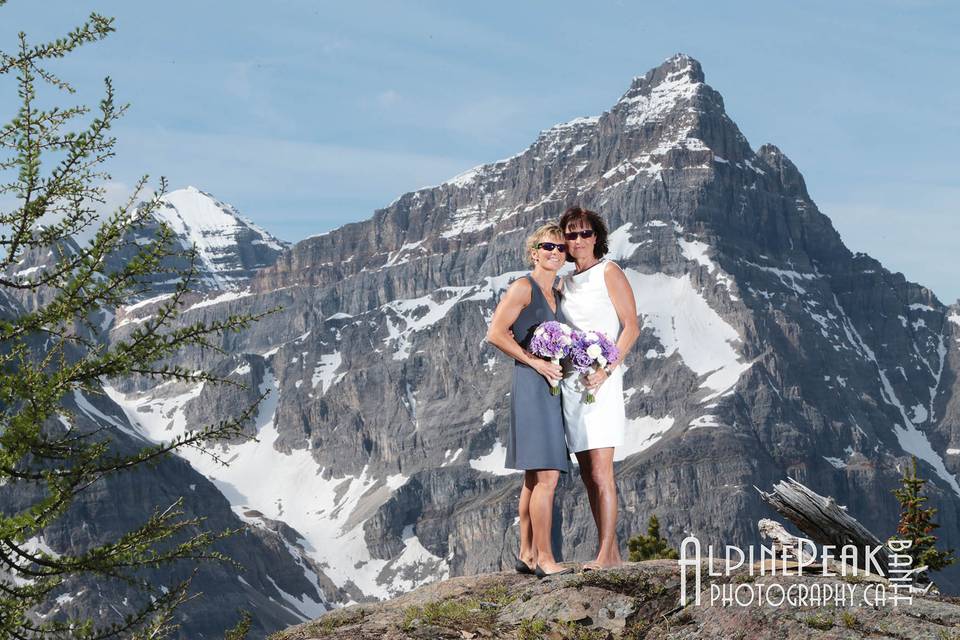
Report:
558,206,640,570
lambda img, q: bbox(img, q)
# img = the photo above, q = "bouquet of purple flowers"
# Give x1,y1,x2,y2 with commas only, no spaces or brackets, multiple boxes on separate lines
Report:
568,330,620,404
528,320,574,395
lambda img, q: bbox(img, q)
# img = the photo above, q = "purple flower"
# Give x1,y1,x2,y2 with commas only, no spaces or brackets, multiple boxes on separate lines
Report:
528,321,574,395
568,329,620,403
528,321,574,360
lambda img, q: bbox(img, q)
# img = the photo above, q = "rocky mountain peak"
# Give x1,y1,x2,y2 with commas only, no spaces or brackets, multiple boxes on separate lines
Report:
157,186,285,253
613,53,710,129
757,143,810,200
256,55,763,295
130,186,289,291
626,52,705,93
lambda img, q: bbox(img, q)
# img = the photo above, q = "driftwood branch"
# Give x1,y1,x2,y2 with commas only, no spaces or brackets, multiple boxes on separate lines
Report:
758,518,817,563
756,477,892,576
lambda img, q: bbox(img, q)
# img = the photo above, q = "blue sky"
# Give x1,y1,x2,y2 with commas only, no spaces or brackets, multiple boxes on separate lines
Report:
1,1,957,302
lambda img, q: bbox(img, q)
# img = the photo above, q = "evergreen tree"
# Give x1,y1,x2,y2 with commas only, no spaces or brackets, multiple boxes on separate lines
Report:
0,3,271,637
889,456,956,576
627,515,679,561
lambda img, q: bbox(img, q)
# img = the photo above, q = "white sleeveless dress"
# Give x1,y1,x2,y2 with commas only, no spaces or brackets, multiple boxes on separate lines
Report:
559,259,626,453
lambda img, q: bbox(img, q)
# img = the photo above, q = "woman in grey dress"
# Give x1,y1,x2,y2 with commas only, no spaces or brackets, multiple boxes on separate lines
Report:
486,223,573,578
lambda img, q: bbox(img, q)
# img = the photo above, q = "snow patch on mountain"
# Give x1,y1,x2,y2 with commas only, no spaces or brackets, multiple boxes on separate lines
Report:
183,288,255,312
122,292,175,313
312,352,345,393
689,415,722,428
383,286,477,360
911,403,929,424
441,448,464,467
380,271,531,360
618,60,701,129
380,525,450,592
72,390,146,441
741,259,822,297
823,456,847,470
468,440,521,476
677,237,735,292
615,415,675,460
608,223,643,260
831,297,960,496
384,241,426,268
103,369,430,604
155,187,286,288
624,270,750,402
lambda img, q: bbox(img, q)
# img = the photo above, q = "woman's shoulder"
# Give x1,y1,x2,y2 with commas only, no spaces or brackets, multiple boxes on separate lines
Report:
602,260,627,281
503,274,533,300
602,259,623,274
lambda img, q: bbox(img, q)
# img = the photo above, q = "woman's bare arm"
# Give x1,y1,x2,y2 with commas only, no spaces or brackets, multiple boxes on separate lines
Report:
605,261,639,370
583,261,639,389
486,279,563,381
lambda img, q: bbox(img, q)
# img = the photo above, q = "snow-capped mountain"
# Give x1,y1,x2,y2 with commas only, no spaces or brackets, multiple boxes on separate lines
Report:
104,186,289,332
153,186,287,288
61,53,960,636
104,186,288,300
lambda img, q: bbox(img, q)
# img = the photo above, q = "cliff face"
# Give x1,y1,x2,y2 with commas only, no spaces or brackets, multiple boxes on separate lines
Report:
13,52,960,637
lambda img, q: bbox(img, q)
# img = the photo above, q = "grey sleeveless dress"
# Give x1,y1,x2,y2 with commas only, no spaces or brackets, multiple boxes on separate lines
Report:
504,275,571,473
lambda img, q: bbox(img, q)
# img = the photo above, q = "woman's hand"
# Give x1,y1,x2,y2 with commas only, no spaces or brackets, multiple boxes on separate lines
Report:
583,366,609,391
528,352,562,383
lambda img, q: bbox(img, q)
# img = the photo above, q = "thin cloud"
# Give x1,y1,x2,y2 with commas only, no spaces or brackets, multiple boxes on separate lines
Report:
376,89,401,108
445,95,528,142
112,125,474,208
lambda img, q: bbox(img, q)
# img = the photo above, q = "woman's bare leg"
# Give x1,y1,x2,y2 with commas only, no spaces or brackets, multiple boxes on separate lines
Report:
530,469,564,572
575,451,601,534
518,472,536,569
580,447,622,568
589,447,622,566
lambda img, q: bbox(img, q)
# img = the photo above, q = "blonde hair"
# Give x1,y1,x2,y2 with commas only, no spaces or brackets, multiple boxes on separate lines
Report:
525,223,563,267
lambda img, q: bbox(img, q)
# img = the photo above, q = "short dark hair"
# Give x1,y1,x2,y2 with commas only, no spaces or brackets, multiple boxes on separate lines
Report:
559,206,609,262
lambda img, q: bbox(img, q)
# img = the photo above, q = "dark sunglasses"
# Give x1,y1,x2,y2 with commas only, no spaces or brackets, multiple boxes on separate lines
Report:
536,242,567,252
564,229,595,240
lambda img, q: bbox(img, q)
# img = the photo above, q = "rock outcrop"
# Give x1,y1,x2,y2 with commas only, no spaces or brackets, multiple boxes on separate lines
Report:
271,561,960,639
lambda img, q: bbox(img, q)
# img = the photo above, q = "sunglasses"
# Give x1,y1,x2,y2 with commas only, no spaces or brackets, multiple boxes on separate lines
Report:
564,229,595,240
536,242,567,252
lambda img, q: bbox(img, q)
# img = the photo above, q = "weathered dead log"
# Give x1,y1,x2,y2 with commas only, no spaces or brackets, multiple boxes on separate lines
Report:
756,477,893,576
758,518,817,563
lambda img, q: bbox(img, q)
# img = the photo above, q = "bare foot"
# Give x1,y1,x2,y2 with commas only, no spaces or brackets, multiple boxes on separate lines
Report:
589,556,623,570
